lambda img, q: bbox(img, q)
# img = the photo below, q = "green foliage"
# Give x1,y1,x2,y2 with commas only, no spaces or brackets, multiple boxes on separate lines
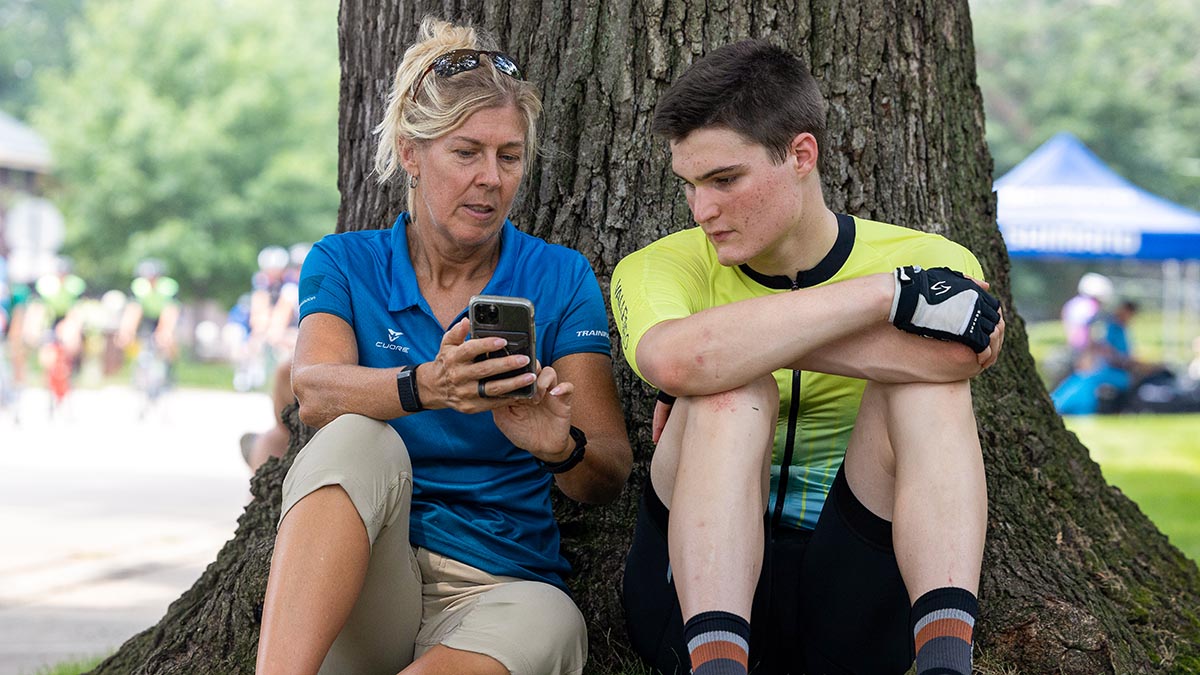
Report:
0,0,81,118
971,0,1200,210
30,0,339,303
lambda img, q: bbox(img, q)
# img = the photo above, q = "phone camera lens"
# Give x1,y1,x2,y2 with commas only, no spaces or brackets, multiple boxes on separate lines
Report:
478,304,500,325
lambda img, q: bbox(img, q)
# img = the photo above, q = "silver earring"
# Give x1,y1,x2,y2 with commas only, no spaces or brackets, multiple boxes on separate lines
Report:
409,175,419,189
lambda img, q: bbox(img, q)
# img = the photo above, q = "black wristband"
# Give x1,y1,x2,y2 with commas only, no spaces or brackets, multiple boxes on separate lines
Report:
537,425,587,474
396,363,424,413
655,390,677,406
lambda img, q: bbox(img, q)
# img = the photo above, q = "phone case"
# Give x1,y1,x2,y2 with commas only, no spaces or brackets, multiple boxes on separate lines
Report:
469,295,536,398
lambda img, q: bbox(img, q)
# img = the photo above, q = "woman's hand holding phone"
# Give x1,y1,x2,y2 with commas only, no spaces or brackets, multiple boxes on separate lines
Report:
421,318,538,414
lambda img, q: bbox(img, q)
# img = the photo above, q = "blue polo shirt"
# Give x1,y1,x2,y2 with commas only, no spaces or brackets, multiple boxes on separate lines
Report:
298,213,611,589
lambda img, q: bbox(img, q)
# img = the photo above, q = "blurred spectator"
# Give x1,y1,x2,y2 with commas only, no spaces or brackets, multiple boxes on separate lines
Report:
1061,272,1114,370
1190,337,1200,382
1052,299,1152,415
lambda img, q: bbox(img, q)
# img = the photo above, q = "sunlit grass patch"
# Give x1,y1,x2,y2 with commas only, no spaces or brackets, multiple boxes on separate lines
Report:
1065,413,1200,563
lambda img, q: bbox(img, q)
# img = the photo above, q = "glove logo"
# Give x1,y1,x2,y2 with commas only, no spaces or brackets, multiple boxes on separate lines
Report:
931,281,952,296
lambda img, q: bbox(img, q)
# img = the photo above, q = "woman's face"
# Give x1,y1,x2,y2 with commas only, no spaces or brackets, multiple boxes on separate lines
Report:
403,104,527,251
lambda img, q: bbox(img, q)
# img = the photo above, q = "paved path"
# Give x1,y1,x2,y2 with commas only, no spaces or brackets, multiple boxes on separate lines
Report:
0,386,272,675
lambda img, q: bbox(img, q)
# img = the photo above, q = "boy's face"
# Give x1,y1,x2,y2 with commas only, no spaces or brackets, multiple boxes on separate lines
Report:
670,127,806,269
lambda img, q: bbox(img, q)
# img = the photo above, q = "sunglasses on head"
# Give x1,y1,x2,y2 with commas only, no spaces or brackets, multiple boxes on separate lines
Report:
410,49,524,98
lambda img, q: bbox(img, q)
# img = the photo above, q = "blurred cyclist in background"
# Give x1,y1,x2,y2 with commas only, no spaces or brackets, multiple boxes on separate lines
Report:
234,246,290,394
34,257,86,411
0,254,13,412
250,245,294,352
240,243,307,471
1,260,34,420
226,292,257,391
97,289,130,377
118,259,180,415
0,254,9,336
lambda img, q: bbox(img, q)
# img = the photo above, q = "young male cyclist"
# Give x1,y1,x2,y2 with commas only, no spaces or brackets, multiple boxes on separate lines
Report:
613,40,1005,675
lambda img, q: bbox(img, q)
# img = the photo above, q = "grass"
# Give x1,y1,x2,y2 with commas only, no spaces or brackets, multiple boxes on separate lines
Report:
26,656,105,675
1064,413,1200,563
171,358,237,390
1026,317,1200,561
21,352,243,393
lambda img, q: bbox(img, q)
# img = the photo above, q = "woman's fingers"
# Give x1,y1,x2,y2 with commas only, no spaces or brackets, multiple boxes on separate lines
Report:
439,317,471,348
477,370,537,399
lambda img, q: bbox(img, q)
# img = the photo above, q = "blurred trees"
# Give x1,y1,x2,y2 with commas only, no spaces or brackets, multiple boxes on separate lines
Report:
13,0,1197,306
972,0,1200,323
972,0,1200,211
0,0,81,118
30,0,339,303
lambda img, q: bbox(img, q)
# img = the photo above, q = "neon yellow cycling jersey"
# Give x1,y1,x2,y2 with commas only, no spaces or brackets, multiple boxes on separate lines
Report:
611,213,984,530
131,275,180,321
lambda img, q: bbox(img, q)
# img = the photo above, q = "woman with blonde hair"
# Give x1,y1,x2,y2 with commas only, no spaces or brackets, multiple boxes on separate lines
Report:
255,17,632,675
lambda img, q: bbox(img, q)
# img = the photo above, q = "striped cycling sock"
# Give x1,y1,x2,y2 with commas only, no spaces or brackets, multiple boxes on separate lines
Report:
912,586,978,675
683,610,750,675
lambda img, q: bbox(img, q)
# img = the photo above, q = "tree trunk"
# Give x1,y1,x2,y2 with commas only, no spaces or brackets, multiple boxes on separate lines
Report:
90,1,1200,674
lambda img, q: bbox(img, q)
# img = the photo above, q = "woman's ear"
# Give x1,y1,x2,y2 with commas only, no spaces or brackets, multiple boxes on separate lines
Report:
789,132,819,178
399,138,420,177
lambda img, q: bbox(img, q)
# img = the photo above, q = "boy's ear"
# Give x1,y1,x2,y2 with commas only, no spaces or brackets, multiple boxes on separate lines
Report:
790,132,819,177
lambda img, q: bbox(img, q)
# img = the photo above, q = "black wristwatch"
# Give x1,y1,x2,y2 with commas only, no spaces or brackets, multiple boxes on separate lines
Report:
537,425,587,474
396,364,424,413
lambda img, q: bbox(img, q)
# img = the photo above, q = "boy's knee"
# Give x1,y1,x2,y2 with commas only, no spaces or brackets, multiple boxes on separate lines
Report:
681,374,779,418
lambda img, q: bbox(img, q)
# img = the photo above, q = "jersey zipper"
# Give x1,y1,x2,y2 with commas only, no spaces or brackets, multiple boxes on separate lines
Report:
770,275,804,530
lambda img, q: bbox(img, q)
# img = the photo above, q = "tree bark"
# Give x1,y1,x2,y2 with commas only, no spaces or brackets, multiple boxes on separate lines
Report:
90,1,1200,674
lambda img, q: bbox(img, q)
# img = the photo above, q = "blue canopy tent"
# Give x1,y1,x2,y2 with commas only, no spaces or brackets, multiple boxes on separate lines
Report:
995,132,1200,364
996,132,1200,260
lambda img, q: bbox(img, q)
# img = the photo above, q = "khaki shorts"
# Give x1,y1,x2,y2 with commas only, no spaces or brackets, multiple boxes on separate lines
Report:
280,414,587,675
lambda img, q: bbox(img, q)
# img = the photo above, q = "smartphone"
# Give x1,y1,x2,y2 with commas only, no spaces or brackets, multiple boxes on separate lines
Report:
469,295,536,398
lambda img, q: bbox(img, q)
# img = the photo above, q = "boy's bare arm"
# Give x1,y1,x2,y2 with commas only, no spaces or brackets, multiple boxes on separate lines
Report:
637,270,1003,396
